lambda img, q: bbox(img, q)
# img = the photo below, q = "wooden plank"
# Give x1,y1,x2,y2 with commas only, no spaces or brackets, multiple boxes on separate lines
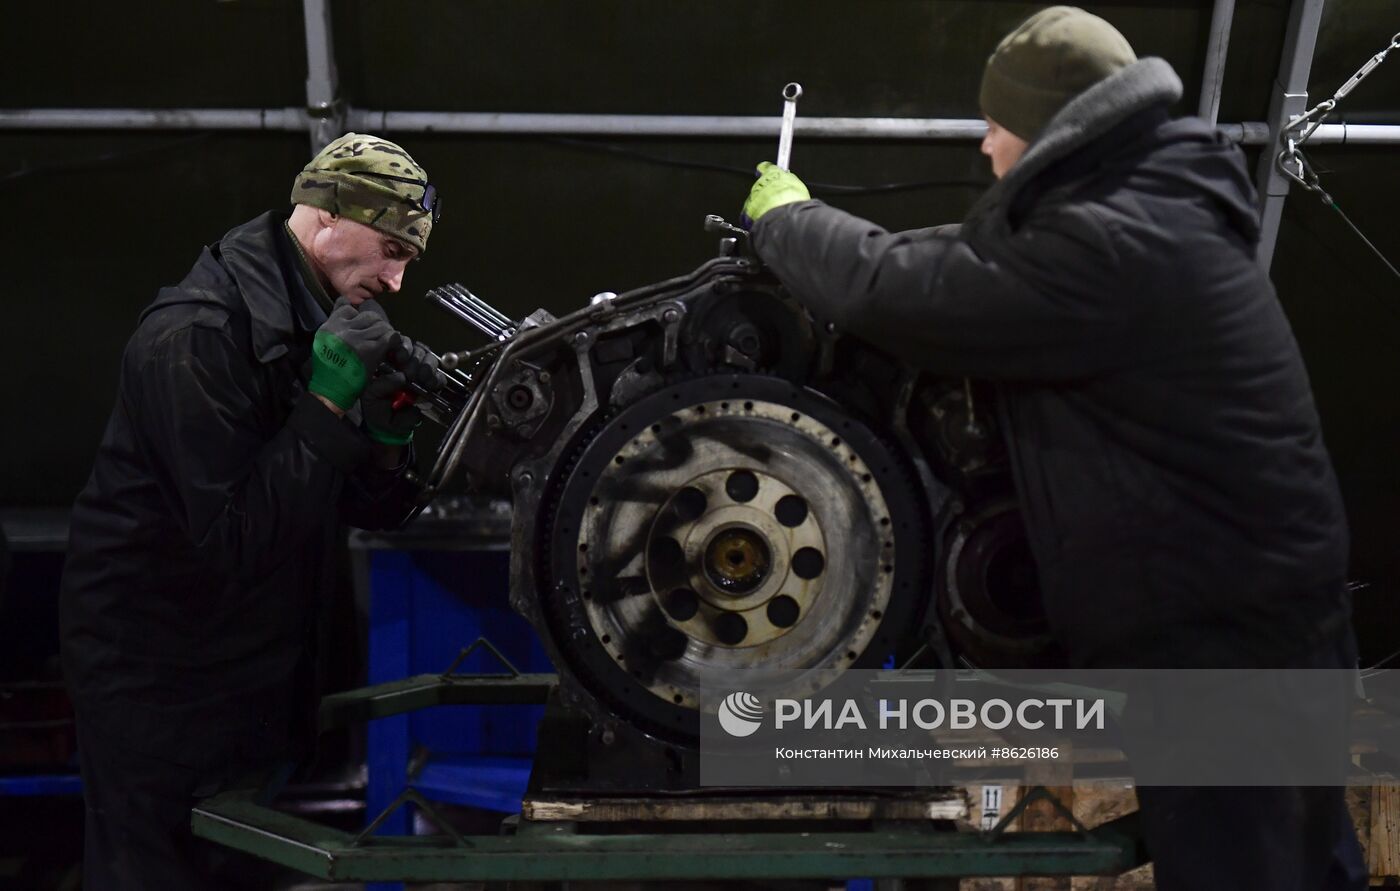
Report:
523,791,968,823
1370,784,1400,881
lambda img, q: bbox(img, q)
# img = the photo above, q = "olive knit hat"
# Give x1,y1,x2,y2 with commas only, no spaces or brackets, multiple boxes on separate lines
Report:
291,133,436,254
979,6,1137,142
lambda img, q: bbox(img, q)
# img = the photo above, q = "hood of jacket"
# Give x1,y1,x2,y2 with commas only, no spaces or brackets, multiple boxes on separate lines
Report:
964,56,1260,245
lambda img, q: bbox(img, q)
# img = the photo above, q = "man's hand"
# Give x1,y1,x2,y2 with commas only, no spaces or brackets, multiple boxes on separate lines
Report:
742,161,812,224
309,297,398,411
389,335,448,392
362,372,424,446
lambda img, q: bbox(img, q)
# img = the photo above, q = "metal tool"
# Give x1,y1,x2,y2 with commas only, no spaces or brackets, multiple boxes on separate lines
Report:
427,282,517,343
776,82,803,170
703,214,747,237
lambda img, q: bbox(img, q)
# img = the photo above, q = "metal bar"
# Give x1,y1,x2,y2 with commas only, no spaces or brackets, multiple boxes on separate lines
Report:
441,285,514,333
318,672,556,732
446,283,514,328
0,108,304,130
436,294,512,340
1255,0,1328,271
431,296,504,336
192,792,1147,882
301,0,343,151
7,108,1395,147
1303,123,1400,144
355,110,994,139
1198,0,1236,124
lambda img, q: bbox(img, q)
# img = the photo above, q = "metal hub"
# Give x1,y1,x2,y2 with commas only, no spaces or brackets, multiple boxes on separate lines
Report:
703,525,770,595
937,499,1058,667
644,465,827,648
542,375,930,740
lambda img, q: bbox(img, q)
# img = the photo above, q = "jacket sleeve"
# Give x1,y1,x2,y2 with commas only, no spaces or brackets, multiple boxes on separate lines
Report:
131,323,372,582
751,200,1141,380
340,446,421,531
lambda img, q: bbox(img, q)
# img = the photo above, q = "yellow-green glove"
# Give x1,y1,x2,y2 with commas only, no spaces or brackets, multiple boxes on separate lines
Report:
742,161,811,224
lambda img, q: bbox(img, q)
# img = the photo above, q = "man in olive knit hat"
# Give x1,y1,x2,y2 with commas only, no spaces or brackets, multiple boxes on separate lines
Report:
62,133,445,889
744,7,1362,889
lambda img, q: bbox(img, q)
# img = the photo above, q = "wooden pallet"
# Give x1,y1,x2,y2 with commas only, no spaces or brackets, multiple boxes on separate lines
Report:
522,789,969,823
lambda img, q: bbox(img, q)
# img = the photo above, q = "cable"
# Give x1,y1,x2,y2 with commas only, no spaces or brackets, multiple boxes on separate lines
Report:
545,136,992,196
0,132,217,185
1327,194,1400,282
1360,644,1400,677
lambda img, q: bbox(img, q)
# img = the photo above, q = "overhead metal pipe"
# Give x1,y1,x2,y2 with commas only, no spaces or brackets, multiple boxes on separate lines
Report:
0,108,1269,144
1303,123,1400,145
1198,0,1237,124
5,108,1399,148
0,108,305,130
351,110,995,140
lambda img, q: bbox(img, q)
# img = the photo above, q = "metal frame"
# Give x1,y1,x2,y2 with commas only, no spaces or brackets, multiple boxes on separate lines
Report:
1199,0,1237,125
192,666,1148,883
0,0,1362,274
301,0,344,151
1256,0,1329,270
0,0,1364,160
191,792,1146,883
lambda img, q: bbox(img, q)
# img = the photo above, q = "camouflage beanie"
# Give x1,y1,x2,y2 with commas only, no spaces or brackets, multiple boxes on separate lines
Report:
291,133,435,254
979,6,1137,142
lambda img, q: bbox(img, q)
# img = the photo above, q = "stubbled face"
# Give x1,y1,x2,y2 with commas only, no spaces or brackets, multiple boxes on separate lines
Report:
981,117,1030,180
308,215,417,306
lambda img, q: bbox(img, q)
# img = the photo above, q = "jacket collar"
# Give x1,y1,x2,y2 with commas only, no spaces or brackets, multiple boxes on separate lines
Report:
965,57,1184,230
218,211,323,364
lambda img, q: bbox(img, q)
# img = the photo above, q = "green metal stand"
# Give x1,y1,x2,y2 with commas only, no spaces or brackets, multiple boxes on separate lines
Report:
193,791,1145,883
191,642,1148,883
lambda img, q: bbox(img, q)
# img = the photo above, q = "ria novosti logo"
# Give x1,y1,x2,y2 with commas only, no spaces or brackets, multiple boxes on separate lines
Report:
717,691,764,737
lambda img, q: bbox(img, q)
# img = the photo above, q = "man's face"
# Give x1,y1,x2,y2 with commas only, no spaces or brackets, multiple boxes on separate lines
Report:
310,215,417,306
981,117,1030,180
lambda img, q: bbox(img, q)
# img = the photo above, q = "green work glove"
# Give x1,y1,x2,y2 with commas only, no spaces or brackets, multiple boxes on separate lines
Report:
361,372,424,446
309,297,398,411
742,161,811,224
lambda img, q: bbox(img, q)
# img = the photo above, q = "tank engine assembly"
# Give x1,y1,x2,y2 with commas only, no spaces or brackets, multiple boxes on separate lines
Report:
415,222,1057,791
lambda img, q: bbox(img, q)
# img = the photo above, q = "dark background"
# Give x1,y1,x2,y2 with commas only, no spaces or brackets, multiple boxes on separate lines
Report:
3,0,1397,659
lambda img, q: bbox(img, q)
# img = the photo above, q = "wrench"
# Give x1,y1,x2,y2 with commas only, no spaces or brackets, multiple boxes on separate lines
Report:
776,82,803,171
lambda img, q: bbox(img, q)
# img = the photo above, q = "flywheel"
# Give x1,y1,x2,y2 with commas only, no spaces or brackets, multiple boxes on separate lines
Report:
540,374,930,741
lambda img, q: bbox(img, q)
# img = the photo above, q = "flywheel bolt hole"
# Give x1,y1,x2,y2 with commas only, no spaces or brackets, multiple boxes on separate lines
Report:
725,470,759,502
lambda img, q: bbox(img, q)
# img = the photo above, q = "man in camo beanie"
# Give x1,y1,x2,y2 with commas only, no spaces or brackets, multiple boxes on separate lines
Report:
63,130,444,888
292,132,437,255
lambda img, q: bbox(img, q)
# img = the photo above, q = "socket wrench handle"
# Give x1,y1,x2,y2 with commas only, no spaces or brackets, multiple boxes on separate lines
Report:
777,82,803,171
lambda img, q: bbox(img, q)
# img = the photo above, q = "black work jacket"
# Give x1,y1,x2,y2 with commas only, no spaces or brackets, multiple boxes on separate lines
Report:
61,211,415,766
753,59,1349,667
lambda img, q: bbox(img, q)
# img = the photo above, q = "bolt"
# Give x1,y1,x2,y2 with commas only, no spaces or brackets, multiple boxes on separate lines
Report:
507,385,534,410
538,370,551,384
487,414,501,429
601,729,616,746
517,471,534,487
516,423,533,437
662,308,681,324
573,332,591,346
